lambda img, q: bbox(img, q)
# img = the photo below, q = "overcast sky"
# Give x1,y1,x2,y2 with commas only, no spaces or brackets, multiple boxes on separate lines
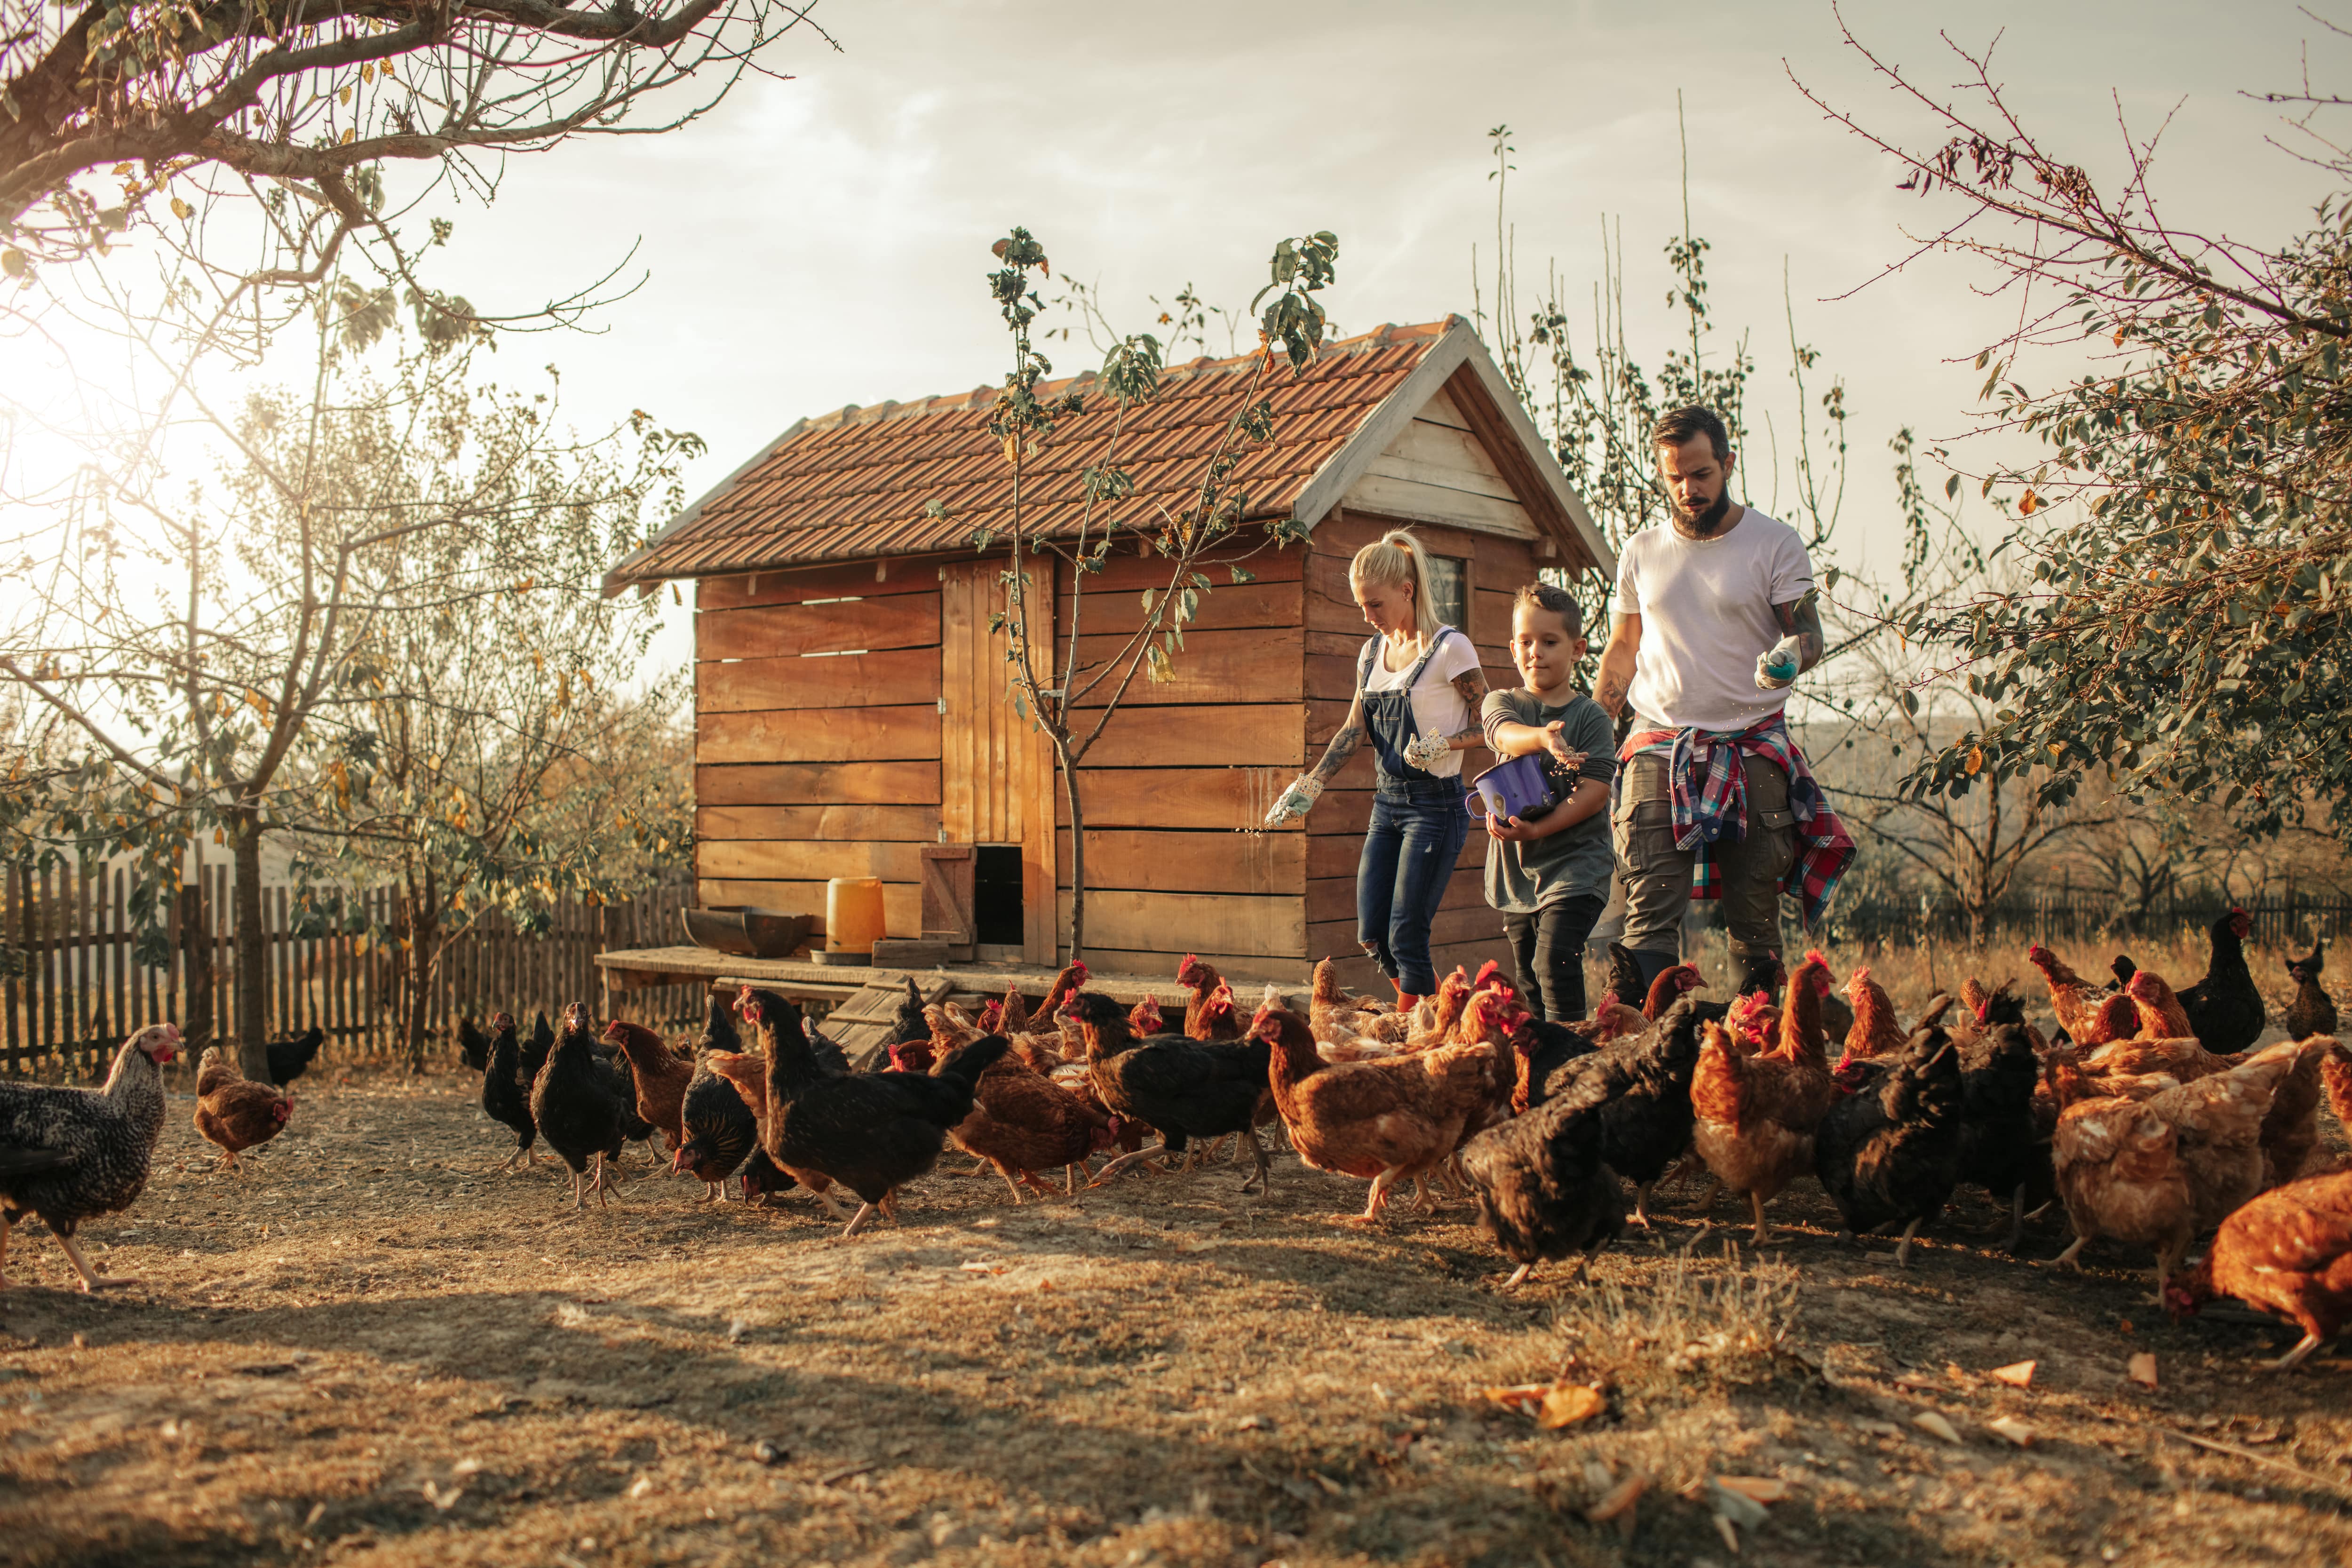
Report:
12,0,2341,671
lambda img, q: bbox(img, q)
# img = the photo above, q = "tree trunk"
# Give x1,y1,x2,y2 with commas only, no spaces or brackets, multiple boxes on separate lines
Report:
1058,741,1085,964
400,869,438,1073
229,807,269,1080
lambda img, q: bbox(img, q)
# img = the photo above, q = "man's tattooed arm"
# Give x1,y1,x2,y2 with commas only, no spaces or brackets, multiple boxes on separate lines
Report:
1593,612,1641,717
1309,692,1367,783
1772,590,1825,673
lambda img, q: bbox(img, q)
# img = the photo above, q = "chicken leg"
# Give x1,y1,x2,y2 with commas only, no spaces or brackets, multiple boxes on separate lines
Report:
2269,1331,2328,1371
1630,1182,1657,1229
841,1202,879,1239
53,1227,135,1293
1893,1217,1924,1269
1502,1261,1534,1289
1748,1191,1772,1247
1352,1168,1401,1224
1239,1130,1269,1194
1089,1144,1173,1187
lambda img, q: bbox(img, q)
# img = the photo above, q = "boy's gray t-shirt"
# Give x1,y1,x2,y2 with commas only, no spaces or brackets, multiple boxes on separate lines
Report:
1478,689,1618,915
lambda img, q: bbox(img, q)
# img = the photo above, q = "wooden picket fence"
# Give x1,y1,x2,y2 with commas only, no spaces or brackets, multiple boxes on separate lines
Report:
0,859,705,1080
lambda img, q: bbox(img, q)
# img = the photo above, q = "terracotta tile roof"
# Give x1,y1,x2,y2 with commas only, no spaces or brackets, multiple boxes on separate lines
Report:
607,318,1466,585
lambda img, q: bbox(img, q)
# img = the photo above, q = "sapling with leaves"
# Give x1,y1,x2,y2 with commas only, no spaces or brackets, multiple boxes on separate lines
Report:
947,225,1339,962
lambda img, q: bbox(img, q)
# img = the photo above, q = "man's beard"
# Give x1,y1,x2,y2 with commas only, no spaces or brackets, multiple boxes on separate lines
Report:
1671,489,1732,533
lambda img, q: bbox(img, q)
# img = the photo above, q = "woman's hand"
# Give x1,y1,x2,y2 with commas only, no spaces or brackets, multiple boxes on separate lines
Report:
1401,732,1452,772
1263,775,1324,828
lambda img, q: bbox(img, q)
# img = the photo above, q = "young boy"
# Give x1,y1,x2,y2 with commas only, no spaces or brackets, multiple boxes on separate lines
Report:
1479,582,1617,1021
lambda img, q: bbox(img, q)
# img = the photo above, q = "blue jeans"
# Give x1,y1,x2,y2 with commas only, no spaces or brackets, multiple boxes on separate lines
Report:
1357,788,1470,997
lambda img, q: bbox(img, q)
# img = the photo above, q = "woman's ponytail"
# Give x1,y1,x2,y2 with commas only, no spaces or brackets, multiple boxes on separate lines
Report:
1348,529,1444,641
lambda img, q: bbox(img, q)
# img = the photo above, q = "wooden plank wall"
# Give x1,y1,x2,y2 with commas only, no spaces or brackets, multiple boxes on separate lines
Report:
1304,509,1537,993
940,559,1058,963
1051,536,1313,985
694,561,943,938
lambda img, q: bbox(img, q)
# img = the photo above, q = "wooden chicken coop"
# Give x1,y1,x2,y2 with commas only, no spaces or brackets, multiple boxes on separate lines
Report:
594,316,1613,1003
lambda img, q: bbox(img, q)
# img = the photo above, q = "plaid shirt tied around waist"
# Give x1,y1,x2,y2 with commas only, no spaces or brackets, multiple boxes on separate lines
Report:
1613,715,1857,929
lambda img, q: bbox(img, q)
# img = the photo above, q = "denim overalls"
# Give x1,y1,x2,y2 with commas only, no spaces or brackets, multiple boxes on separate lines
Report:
1354,628,1472,998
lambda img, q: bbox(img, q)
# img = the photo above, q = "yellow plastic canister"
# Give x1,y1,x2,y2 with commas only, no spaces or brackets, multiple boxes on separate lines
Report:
825,877,886,955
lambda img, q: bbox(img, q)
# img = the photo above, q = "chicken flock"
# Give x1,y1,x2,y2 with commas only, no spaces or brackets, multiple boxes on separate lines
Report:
3,912,2350,1372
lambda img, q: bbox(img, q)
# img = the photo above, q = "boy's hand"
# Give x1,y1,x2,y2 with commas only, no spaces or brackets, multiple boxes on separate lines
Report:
1539,721,1585,772
1486,813,1540,844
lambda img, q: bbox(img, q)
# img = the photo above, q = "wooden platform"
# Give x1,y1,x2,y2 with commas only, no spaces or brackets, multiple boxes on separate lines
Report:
592,945,1200,1008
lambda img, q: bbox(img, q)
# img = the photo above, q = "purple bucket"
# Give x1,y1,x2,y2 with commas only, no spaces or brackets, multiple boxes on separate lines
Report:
1466,752,1556,822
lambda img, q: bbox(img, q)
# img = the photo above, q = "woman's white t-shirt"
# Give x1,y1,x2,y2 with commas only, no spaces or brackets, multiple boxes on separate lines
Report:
1363,628,1480,779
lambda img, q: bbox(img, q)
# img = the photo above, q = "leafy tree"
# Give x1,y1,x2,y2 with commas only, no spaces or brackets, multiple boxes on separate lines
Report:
260,342,698,1067
0,305,697,1072
955,225,1336,962
1796,17,2352,845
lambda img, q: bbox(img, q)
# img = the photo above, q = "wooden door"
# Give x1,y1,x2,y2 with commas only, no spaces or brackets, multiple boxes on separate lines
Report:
938,559,1059,964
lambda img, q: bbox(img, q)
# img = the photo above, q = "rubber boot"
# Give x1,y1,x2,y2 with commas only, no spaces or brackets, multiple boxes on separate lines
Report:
1631,947,1680,997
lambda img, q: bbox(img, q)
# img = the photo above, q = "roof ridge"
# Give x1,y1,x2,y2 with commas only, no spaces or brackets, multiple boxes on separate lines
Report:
778,318,1461,433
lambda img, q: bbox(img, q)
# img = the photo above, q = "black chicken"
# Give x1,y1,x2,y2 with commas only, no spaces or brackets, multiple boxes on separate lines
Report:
1542,997,1708,1227
1953,1021,2050,1250
1508,1016,1598,1113
0,1023,181,1291
740,1146,793,1203
1065,992,1275,1192
674,995,756,1199
480,1012,536,1171
266,1025,325,1087
455,1017,493,1074
1814,1028,1963,1266
523,1010,557,1085
2108,955,2138,991
747,992,1009,1237
890,976,929,1045
1461,1053,1629,1288
2177,908,2265,1055
2286,941,2337,1043
530,1002,632,1208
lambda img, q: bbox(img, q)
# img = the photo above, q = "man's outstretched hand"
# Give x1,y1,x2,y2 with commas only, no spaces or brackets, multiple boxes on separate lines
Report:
1755,635,1804,690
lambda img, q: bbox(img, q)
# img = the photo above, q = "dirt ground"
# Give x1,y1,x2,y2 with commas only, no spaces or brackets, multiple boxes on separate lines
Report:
1,1061,2348,1568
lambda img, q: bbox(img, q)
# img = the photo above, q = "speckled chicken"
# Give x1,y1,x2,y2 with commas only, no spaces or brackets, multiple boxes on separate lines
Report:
192,1047,294,1171
0,1023,181,1291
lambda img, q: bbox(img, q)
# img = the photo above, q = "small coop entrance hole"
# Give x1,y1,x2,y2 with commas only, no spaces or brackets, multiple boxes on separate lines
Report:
972,845,1025,953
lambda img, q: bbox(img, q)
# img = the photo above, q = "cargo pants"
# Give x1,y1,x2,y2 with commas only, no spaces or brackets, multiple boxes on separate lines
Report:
1613,750,1798,970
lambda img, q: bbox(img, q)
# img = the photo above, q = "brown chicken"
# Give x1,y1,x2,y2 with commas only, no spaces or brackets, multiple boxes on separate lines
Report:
2125,971,2197,1043
193,1048,294,1171
2084,1036,2233,1084
942,1047,1117,1200
1841,966,1907,1061
2145,1042,2305,1231
2251,1035,2336,1189
1725,990,1778,1054
2026,942,2109,1043
1176,954,1228,1038
1254,1001,1497,1221
1640,964,1703,1019
2285,943,2336,1043
603,1020,694,1153
1690,952,1840,1243
1128,995,1166,1036
1310,957,1389,1044
1190,982,1242,1043
2049,1063,2197,1293
1592,999,1650,1044
2168,1169,2352,1369
2326,1043,2352,1135
2080,991,2141,1047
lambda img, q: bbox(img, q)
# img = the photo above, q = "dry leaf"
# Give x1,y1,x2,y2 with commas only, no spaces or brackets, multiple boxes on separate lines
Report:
1539,1384,1607,1429
1990,1360,2036,1389
2128,1353,2159,1389
1987,1416,2035,1448
1913,1411,1962,1444
1585,1472,1646,1524
1716,1476,1790,1504
1483,1379,1607,1429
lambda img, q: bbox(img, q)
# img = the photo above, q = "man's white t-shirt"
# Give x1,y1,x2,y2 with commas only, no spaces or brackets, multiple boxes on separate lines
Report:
1363,628,1480,779
1610,508,1815,733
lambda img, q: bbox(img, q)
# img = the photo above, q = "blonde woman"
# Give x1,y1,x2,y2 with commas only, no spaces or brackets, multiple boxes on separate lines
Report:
1265,530,1483,1008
